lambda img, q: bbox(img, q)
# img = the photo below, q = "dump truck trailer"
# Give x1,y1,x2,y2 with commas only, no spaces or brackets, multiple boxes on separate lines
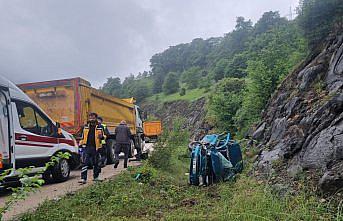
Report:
18,78,145,163
143,121,162,142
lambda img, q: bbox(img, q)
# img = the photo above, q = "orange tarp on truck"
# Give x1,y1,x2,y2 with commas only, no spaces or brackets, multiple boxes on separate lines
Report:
18,78,137,135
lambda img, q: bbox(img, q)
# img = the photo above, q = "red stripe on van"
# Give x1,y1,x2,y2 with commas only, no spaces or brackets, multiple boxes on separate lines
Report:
59,139,75,146
15,142,54,148
15,133,75,146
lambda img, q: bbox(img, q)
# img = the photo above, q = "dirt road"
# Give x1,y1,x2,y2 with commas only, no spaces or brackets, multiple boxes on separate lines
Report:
0,159,141,221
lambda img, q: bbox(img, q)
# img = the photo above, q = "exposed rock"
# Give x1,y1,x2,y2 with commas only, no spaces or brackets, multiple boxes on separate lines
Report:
298,64,325,91
319,162,343,193
252,122,266,140
141,97,207,137
254,34,343,193
287,164,303,178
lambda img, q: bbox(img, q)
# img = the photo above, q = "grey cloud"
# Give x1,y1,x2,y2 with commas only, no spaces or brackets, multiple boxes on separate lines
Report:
0,0,298,87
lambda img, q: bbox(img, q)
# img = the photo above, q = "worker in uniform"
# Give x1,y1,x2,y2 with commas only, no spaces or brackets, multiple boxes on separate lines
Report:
114,120,132,169
78,112,106,184
97,116,110,167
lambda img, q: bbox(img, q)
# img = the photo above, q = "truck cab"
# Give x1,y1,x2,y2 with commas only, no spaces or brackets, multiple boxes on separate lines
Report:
0,75,79,184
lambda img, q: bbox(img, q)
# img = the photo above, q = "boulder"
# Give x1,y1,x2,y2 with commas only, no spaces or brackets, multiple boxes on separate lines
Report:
319,162,343,193
252,122,266,140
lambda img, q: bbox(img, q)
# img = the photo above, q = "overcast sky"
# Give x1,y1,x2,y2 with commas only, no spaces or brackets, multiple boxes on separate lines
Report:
0,0,298,87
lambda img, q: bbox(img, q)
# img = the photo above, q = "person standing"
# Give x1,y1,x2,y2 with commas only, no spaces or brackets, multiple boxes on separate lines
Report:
78,112,106,184
97,116,110,167
114,120,132,169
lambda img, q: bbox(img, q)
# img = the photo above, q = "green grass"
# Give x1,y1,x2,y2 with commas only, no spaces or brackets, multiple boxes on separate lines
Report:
19,137,342,221
146,88,207,103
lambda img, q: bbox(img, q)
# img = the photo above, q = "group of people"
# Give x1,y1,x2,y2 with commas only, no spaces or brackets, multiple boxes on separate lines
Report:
78,112,134,184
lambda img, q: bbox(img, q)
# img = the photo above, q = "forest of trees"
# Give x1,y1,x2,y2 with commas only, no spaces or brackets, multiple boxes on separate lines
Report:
101,0,342,135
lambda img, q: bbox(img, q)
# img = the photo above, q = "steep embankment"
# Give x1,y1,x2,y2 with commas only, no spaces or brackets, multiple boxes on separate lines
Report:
253,34,343,193
141,97,207,137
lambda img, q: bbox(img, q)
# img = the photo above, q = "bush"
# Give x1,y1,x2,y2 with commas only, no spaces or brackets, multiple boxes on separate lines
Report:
179,88,186,96
163,72,180,95
207,78,245,133
148,117,189,171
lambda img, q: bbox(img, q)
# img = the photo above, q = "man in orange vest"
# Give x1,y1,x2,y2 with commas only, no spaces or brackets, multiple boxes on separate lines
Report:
78,112,106,184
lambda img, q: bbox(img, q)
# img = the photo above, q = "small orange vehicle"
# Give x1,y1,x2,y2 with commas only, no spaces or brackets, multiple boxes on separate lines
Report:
143,121,162,142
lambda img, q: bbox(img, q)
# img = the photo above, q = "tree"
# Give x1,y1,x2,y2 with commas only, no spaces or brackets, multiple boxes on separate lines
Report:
211,59,229,81
225,53,248,78
179,88,186,96
163,72,180,95
235,22,307,134
101,77,122,97
181,67,201,89
298,0,343,48
207,78,245,133
253,11,287,36
132,82,151,102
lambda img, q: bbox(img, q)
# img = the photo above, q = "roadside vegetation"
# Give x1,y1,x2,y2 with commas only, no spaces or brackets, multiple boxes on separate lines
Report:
19,121,341,221
0,152,71,220
146,88,207,103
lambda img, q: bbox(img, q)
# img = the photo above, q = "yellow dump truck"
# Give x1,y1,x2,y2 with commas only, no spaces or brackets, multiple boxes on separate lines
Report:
143,121,162,142
18,77,145,163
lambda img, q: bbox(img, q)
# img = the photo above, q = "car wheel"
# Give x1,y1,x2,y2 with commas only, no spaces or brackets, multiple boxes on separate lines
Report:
42,170,52,184
52,158,70,183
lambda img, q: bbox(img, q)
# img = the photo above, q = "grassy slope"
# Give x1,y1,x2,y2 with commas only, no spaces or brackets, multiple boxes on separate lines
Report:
19,136,341,221
146,88,207,103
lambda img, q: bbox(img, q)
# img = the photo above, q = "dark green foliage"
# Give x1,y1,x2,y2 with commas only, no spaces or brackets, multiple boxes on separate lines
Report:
179,88,186,96
235,22,307,134
253,11,287,35
163,72,180,95
181,67,202,89
100,74,153,103
101,77,122,97
207,78,245,133
211,58,229,81
298,0,343,49
224,53,248,78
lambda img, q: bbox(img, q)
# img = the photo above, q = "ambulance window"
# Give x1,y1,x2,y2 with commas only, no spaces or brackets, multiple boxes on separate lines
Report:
16,103,38,134
35,110,54,137
15,101,55,137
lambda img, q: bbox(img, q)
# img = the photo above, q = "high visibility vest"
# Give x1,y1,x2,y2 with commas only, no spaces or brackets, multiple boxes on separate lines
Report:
101,124,107,145
79,125,105,150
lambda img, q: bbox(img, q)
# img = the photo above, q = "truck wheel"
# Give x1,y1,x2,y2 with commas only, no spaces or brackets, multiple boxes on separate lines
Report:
107,140,116,164
128,140,135,158
51,158,70,183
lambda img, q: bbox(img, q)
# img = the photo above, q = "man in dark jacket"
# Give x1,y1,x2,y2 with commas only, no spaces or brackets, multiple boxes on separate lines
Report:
78,112,106,184
114,120,132,169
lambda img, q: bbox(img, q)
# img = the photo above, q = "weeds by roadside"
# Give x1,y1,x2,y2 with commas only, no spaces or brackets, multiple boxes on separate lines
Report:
18,127,342,221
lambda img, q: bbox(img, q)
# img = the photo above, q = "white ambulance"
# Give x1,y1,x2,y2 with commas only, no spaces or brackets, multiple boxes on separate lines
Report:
0,75,79,184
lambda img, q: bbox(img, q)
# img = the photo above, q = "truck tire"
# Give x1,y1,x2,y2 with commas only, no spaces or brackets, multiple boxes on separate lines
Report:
129,140,135,158
107,139,116,164
51,158,70,183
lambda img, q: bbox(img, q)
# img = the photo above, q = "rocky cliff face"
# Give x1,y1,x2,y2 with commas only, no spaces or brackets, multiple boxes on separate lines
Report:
141,97,207,137
254,35,343,193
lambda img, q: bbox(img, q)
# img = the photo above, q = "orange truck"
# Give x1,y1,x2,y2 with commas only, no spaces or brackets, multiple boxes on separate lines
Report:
18,77,146,163
143,121,162,142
